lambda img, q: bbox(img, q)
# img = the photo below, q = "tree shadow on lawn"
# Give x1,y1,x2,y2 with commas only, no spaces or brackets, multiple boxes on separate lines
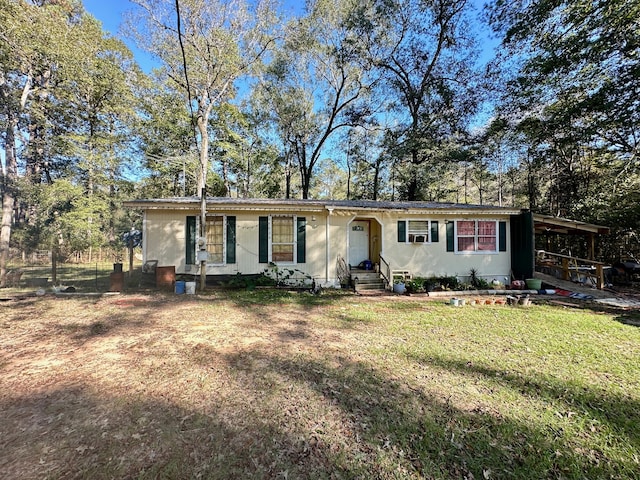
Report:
222,288,357,311
218,290,375,335
614,310,640,328
540,298,640,328
218,349,638,479
405,352,640,458
10,297,161,342
3,351,638,479
0,385,334,480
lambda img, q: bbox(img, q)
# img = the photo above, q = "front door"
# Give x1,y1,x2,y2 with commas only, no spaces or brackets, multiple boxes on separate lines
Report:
349,220,370,266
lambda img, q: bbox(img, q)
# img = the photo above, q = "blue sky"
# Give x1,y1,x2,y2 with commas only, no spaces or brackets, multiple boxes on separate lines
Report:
82,0,158,72
82,0,498,74
81,0,308,73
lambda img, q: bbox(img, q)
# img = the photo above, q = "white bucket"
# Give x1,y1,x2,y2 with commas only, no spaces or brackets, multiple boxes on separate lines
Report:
185,281,196,294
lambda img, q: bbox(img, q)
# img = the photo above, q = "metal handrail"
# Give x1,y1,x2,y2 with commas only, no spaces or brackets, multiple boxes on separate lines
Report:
379,255,391,290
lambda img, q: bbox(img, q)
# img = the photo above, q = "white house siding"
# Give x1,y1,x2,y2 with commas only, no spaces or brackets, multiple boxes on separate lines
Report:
144,209,189,271
144,208,331,281
132,199,520,286
380,213,512,282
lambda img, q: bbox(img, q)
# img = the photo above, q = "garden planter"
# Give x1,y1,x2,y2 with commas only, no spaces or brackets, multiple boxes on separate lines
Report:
519,297,532,306
525,278,542,290
393,283,406,294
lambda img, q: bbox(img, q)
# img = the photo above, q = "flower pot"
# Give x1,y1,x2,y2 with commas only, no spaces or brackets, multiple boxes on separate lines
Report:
393,283,406,294
525,278,542,290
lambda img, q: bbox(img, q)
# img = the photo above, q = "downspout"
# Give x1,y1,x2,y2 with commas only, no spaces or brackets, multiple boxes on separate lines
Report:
325,207,334,284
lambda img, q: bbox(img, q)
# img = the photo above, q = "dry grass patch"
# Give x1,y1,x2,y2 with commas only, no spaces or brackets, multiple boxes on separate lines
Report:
1,291,639,479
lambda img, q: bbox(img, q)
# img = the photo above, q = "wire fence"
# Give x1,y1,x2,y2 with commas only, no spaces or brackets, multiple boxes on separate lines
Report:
4,260,145,292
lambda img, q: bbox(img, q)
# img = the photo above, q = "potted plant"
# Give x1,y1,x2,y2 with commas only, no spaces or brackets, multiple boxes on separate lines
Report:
393,278,406,294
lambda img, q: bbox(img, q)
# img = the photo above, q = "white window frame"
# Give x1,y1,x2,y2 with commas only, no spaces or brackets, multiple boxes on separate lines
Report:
269,215,297,264
455,219,499,254
402,219,433,244
204,214,227,265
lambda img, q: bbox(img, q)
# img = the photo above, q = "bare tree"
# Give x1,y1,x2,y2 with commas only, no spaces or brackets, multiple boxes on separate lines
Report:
127,0,277,194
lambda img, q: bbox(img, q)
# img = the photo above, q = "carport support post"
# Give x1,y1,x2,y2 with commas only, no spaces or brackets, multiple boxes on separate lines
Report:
200,189,207,292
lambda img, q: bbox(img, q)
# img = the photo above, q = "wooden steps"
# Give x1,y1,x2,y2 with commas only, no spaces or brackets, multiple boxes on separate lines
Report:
351,269,386,292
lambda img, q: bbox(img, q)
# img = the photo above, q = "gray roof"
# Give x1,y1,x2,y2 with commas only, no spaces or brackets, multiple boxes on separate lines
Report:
125,196,522,213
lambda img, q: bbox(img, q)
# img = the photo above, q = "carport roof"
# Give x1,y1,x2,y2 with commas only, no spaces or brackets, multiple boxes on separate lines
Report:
533,213,610,235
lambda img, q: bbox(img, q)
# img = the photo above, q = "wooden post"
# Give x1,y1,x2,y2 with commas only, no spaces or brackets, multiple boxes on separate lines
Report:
128,236,134,278
562,258,570,281
52,246,57,285
596,264,604,289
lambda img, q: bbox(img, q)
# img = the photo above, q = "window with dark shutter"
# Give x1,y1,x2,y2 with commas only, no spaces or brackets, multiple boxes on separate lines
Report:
226,216,236,263
397,220,406,242
499,221,507,252
258,216,269,263
186,216,196,264
297,217,306,263
446,221,455,252
431,221,439,242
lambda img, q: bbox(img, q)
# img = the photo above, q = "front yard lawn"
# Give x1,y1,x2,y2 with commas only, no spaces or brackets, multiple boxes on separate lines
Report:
1,291,639,479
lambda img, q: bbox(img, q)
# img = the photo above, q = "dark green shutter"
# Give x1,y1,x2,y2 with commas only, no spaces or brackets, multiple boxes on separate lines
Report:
510,212,534,279
498,221,507,252
397,220,406,242
431,221,439,242
258,216,269,263
297,217,306,264
226,216,236,263
446,221,455,252
186,216,196,264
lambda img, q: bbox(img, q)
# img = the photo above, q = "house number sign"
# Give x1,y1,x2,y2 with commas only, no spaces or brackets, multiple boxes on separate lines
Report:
352,225,364,231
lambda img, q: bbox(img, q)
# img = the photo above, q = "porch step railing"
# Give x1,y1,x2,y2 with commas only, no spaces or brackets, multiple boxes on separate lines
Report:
378,255,413,291
379,255,391,290
535,250,606,289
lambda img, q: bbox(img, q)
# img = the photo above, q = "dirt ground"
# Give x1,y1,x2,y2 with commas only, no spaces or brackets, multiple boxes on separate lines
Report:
0,293,381,479
1,287,639,479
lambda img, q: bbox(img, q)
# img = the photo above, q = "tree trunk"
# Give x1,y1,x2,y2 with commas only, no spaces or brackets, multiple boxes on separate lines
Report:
405,148,421,201
0,86,18,287
196,113,210,195
285,151,292,199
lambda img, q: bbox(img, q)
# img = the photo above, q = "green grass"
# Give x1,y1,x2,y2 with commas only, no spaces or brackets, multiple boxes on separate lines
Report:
1,290,639,479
